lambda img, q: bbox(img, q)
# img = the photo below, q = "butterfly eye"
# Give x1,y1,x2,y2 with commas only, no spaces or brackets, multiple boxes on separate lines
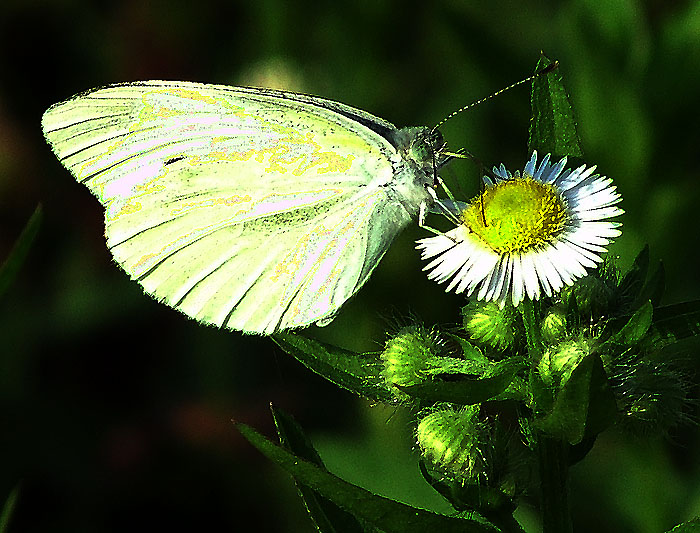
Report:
409,139,431,161
429,130,445,151
410,129,444,164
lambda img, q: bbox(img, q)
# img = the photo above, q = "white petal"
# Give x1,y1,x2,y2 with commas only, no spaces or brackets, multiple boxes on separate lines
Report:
532,252,556,296
524,151,538,177
495,255,513,304
520,252,541,300
455,249,499,294
511,254,524,306
541,156,566,182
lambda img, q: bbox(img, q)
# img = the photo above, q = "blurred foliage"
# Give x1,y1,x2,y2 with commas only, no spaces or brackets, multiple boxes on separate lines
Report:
1,0,699,532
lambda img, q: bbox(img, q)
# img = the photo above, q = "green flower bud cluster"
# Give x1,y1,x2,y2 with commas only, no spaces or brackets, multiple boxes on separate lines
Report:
372,247,691,519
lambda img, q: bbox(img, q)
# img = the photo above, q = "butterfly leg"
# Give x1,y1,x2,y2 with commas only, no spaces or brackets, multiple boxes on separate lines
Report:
417,189,442,235
417,188,461,242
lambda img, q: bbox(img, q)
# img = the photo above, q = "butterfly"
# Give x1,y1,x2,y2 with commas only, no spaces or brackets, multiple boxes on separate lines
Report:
42,81,449,334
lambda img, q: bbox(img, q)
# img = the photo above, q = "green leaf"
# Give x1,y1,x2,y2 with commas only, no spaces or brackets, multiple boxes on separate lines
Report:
565,290,580,330
273,333,392,402
446,334,488,364
398,358,525,405
271,405,371,533
656,335,700,363
418,462,519,528
667,517,700,532
0,486,19,533
568,435,597,466
535,354,617,445
614,301,653,345
637,261,665,308
236,422,498,533
418,460,459,509
272,404,325,465
652,300,700,340
618,245,650,306
0,205,42,299
528,54,583,159
597,300,654,357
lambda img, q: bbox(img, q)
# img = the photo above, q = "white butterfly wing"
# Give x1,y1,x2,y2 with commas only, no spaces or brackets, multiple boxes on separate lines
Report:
42,81,431,334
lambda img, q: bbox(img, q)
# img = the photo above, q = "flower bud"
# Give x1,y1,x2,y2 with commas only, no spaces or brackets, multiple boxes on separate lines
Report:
462,301,518,350
380,325,443,399
561,275,616,319
537,337,591,387
416,406,484,480
610,358,688,436
541,307,567,343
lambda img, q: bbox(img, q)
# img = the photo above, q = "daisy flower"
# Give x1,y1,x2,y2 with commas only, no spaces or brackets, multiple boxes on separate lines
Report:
417,151,623,307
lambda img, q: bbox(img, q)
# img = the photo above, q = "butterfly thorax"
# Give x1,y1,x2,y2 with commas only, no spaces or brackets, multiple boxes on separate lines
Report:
385,126,441,217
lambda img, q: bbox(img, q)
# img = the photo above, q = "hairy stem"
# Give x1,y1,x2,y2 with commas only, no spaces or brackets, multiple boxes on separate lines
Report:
520,299,572,533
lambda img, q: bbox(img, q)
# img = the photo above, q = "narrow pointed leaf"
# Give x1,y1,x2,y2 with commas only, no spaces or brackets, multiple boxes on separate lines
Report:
418,462,518,525
273,333,391,402
397,358,525,405
597,300,653,355
447,334,489,364
535,355,617,444
236,423,498,533
667,517,700,532
565,291,581,330
0,205,42,299
652,300,700,340
636,261,665,308
528,54,583,158
618,245,650,305
271,405,370,533
0,486,19,533
614,301,653,345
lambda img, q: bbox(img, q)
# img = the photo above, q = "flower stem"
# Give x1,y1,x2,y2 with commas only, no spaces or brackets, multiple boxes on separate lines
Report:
519,299,572,532
536,436,572,533
519,299,542,361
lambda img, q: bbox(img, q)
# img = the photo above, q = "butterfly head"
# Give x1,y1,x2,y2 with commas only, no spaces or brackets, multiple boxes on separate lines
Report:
391,126,449,179
409,128,446,165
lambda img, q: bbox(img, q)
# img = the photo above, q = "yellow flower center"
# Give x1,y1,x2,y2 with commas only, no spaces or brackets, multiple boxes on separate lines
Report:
461,177,567,254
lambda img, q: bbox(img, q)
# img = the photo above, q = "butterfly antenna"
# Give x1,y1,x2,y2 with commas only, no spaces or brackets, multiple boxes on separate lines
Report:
431,61,559,133
431,61,558,227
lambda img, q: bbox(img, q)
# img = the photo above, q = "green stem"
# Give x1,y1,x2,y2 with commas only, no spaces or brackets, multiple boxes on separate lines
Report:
519,299,572,533
536,436,572,533
519,299,542,361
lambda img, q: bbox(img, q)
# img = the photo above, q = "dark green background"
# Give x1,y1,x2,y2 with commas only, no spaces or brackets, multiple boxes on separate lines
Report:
1,0,699,531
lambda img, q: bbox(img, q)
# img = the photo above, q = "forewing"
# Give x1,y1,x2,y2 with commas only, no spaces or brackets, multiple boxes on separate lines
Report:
42,81,403,333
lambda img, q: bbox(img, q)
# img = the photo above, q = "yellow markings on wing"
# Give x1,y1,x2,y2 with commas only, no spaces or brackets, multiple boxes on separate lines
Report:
78,86,360,183
279,194,381,324
169,194,253,217
269,223,332,284
102,173,169,221
113,201,143,218
187,132,356,176
130,218,223,276
137,88,245,120
271,194,371,289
